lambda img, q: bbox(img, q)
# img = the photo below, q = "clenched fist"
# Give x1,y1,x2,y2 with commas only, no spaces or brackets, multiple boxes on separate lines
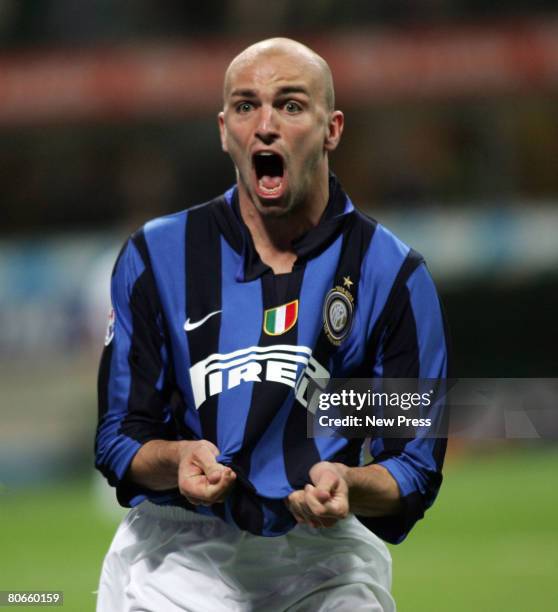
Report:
286,462,350,528
177,440,236,506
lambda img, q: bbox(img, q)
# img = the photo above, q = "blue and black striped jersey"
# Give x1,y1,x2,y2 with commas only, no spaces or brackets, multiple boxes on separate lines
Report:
95,175,449,543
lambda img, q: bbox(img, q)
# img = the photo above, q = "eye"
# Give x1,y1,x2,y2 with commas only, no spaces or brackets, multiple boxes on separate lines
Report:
236,102,254,113
284,100,302,113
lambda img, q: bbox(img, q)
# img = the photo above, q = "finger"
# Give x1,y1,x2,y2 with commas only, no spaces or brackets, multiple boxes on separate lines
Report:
207,467,236,494
313,470,340,496
305,482,331,506
177,463,203,495
212,475,236,503
304,484,329,517
179,474,207,501
206,477,233,499
285,491,303,514
203,468,237,501
180,468,235,503
321,496,350,520
289,490,322,528
296,492,321,528
198,440,220,456
192,445,223,480
206,461,238,485
306,484,350,523
314,488,332,503
204,464,235,486
179,464,203,480
286,491,308,524
304,487,340,527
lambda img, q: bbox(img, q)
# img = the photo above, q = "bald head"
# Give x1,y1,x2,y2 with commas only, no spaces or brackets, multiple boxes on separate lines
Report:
223,38,335,112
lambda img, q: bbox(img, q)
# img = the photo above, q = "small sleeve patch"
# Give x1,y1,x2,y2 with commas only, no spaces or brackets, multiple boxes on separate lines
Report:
104,307,115,346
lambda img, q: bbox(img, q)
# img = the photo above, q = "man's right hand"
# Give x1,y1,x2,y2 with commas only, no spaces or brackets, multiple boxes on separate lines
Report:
177,440,236,506
128,439,236,505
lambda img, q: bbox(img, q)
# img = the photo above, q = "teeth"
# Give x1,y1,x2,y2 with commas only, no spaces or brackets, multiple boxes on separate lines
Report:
256,151,274,156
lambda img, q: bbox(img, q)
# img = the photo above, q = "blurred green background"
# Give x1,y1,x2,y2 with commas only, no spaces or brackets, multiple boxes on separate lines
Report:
2,447,557,611
1,2,558,611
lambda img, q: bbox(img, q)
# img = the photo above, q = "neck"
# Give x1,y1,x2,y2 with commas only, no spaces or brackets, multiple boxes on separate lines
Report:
237,170,330,273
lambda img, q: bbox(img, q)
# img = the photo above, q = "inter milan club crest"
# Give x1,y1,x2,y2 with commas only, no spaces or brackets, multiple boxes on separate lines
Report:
263,300,299,336
323,276,355,345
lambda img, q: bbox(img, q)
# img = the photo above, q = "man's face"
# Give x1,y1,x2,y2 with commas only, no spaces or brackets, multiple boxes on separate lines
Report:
219,51,341,217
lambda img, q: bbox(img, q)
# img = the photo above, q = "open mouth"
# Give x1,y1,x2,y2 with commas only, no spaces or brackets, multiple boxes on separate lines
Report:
253,152,285,198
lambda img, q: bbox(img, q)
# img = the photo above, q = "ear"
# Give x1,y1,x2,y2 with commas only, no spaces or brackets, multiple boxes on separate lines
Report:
218,111,228,153
324,110,344,152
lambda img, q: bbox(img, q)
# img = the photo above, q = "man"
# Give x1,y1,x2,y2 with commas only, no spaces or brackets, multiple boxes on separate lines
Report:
95,38,449,611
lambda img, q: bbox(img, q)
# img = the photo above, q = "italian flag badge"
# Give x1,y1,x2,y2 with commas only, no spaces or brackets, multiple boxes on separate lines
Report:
263,300,299,336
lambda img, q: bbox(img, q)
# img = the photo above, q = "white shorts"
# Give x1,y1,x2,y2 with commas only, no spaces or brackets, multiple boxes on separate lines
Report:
97,502,395,612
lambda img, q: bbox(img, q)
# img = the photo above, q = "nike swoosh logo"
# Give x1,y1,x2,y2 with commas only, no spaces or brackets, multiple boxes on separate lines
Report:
184,310,222,332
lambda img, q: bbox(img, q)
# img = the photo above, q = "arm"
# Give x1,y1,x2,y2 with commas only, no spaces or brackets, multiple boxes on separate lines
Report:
95,233,235,506
364,261,449,543
341,463,401,516
95,234,171,506
286,461,401,528
288,260,449,538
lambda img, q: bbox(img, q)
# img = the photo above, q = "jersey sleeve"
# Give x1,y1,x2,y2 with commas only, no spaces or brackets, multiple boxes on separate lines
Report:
359,261,450,544
95,232,176,507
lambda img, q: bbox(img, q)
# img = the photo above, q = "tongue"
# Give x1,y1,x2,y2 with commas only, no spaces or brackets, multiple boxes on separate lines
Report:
260,175,282,189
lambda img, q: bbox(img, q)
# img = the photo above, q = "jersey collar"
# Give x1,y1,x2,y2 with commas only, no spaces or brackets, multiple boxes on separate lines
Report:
217,174,355,282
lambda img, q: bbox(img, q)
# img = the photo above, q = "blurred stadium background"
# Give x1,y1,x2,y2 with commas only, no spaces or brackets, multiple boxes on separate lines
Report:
1,2,557,610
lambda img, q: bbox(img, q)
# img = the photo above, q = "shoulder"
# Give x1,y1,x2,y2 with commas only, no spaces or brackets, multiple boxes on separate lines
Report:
141,198,220,243
353,208,425,285
133,194,230,260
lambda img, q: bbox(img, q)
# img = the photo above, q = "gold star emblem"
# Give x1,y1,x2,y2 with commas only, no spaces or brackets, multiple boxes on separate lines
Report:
342,276,353,290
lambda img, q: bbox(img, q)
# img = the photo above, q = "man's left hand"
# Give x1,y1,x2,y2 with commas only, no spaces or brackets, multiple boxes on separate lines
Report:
285,462,350,528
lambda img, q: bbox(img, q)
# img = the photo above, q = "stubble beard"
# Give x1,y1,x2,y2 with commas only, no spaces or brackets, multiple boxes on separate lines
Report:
235,146,325,220
235,163,295,219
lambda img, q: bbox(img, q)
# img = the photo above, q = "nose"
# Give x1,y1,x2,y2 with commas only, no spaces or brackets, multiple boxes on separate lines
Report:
255,105,279,144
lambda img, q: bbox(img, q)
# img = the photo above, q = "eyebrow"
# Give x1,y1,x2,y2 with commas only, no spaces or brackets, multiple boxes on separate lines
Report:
229,85,310,98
